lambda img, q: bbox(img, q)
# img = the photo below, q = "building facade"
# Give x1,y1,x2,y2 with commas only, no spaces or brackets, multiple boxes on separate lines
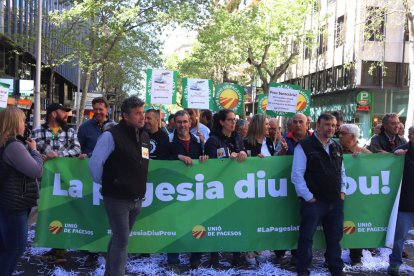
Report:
0,0,90,110
279,0,408,139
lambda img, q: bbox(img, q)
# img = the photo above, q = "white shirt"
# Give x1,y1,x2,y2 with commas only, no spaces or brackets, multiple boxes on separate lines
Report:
291,133,347,201
260,137,272,157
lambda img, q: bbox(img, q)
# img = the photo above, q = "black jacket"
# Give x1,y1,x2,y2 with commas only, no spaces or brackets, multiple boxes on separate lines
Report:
244,137,275,156
168,132,203,160
367,131,407,153
300,135,344,202
149,129,170,160
0,139,39,210
102,120,150,200
395,142,414,212
205,131,245,159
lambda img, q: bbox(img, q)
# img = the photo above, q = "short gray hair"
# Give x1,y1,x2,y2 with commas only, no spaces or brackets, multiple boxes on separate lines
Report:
340,124,360,138
269,117,279,124
236,119,248,131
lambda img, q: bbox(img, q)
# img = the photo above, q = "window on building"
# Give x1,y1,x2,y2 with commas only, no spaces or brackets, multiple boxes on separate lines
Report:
383,62,398,86
335,66,343,88
335,16,345,47
310,73,318,93
318,26,328,54
361,61,381,86
317,70,327,93
326,68,334,90
402,63,409,87
304,36,311,59
343,65,355,88
365,7,385,42
304,75,310,90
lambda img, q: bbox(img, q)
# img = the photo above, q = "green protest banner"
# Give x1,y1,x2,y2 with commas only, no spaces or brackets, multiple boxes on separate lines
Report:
256,94,268,114
213,83,244,115
145,69,178,105
35,154,403,253
266,83,311,117
182,78,214,109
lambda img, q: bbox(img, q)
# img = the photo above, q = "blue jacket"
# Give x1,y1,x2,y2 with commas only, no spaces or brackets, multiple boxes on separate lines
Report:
78,118,112,156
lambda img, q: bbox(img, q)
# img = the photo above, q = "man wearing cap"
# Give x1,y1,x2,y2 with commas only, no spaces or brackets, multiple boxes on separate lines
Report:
32,103,82,160
31,103,82,263
78,97,112,157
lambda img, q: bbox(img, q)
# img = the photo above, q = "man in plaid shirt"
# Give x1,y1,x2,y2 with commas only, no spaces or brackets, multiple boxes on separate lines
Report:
32,103,82,160
31,103,82,263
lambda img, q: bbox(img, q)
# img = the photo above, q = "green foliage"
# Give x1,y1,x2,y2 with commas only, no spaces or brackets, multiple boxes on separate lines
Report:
364,6,387,42
47,0,209,124
169,0,317,93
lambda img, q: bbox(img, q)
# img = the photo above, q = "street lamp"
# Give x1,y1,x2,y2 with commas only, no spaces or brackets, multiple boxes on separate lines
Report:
33,0,42,128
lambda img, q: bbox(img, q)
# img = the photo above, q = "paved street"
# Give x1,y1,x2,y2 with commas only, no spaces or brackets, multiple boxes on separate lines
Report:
14,228,414,275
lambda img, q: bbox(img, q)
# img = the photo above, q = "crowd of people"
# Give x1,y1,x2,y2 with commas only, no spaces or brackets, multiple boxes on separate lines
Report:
0,95,413,276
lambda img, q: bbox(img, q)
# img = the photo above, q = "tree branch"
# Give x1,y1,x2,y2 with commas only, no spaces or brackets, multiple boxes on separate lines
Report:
270,52,298,81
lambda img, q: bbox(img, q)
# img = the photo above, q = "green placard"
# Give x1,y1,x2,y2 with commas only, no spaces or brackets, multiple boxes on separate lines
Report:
145,69,178,105
182,78,214,109
256,94,268,114
213,83,244,115
266,83,311,117
35,154,403,253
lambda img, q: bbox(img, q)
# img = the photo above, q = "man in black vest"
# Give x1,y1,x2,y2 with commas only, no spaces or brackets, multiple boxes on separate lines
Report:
291,113,346,276
388,126,414,275
89,96,150,276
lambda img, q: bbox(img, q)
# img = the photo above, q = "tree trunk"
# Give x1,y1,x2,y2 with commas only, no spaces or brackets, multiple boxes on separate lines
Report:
78,64,92,127
48,68,55,103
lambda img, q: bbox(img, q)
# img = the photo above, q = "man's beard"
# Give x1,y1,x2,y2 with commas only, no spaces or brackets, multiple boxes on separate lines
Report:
56,116,67,128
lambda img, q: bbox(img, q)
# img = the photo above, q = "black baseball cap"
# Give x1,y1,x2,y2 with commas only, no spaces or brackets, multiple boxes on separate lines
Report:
46,103,71,118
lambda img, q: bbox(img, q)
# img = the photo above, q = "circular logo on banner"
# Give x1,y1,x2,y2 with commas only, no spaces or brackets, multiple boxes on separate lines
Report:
219,89,239,109
261,98,268,112
296,93,307,111
192,225,207,239
49,220,63,235
343,221,356,235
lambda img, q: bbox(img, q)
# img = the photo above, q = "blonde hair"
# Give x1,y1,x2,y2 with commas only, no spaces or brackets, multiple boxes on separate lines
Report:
0,107,26,148
245,114,267,146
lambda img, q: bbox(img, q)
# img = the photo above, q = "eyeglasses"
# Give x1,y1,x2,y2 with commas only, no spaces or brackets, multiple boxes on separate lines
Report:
269,127,281,131
338,131,352,136
226,118,236,122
